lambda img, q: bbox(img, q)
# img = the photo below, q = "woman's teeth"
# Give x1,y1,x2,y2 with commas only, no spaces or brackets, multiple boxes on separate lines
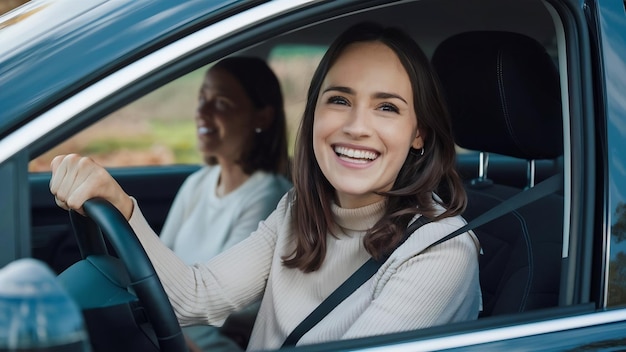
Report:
334,146,378,163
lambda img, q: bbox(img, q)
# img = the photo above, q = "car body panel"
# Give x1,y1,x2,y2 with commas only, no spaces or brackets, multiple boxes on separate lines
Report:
0,0,243,137
281,306,626,351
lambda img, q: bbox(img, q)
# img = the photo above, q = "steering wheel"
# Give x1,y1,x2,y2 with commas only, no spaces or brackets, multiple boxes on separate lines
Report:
61,198,188,352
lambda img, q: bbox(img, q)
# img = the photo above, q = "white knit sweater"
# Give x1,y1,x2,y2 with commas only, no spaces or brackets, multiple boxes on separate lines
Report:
129,193,481,351
159,165,292,264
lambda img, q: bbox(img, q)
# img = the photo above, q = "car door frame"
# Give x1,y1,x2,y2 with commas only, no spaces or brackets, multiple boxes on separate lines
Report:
0,0,620,349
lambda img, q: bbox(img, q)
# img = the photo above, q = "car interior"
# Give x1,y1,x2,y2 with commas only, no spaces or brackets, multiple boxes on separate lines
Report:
23,0,575,349
431,29,564,316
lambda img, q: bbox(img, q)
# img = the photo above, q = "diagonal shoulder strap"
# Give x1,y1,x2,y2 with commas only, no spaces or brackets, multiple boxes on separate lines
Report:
424,173,563,251
281,216,431,348
281,173,563,347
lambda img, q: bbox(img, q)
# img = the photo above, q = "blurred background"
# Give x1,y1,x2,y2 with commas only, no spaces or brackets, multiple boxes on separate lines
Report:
0,0,29,15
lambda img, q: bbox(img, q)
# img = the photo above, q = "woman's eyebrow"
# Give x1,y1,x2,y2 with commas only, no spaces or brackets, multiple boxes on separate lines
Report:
322,86,408,104
373,92,408,104
322,86,353,95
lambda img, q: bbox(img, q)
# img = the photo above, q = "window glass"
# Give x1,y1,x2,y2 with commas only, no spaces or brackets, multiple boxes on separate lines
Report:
267,45,326,154
29,68,205,172
28,45,326,172
608,0,626,309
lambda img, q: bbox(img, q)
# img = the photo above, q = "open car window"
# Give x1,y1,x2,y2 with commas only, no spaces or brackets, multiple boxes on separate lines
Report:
28,45,326,171
4,0,625,350
34,0,567,316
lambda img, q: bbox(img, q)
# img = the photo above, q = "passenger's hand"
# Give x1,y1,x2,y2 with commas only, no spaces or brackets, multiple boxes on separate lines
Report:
49,154,133,220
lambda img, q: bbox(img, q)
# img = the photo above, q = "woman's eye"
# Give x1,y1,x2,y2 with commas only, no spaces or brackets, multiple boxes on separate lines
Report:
328,96,350,106
215,99,231,111
196,97,207,111
379,103,399,113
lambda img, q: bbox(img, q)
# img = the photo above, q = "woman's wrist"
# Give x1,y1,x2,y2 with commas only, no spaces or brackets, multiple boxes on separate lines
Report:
117,194,134,221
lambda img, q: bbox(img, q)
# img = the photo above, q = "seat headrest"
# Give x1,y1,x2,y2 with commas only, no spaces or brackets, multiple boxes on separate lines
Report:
431,31,563,160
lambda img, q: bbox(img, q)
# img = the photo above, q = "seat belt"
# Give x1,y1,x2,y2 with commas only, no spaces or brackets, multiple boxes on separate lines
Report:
281,173,563,348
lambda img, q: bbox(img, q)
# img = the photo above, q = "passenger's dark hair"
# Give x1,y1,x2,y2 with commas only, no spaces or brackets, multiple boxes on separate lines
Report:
204,56,289,176
284,22,466,272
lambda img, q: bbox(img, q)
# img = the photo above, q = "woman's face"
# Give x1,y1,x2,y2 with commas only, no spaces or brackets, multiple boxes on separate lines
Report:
195,67,259,165
313,41,424,209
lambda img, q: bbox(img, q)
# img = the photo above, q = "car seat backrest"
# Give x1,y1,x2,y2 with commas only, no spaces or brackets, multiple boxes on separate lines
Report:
431,31,564,317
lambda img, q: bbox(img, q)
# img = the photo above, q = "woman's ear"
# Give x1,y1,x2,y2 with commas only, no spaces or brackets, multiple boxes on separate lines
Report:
255,106,275,130
411,129,424,149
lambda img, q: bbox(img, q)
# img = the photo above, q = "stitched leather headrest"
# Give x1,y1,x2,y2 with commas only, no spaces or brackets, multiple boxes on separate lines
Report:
431,31,563,160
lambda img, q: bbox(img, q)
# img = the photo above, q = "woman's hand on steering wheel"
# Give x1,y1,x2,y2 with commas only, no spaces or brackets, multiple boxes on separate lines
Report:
50,154,134,220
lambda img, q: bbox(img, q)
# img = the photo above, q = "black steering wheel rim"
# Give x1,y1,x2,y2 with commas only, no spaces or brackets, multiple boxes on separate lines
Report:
70,197,187,352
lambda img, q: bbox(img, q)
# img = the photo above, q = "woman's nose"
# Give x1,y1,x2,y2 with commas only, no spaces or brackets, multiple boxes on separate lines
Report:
342,106,371,138
197,101,212,117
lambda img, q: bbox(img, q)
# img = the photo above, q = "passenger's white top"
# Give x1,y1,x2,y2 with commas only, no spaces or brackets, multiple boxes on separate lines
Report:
159,165,291,264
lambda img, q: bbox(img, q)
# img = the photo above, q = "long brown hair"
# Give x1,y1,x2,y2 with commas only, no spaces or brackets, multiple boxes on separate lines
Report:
284,22,466,272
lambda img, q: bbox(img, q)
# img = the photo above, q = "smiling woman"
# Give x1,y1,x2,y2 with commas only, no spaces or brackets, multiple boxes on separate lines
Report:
47,21,481,351
2,0,626,350
312,41,422,209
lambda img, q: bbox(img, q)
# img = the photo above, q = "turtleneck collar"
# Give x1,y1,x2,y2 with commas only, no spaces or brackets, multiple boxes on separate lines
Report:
330,199,386,232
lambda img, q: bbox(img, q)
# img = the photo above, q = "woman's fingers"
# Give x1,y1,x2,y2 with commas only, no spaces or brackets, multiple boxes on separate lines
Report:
49,154,72,203
54,195,70,211
49,154,133,220
57,156,83,206
50,154,112,215
65,156,101,210
50,154,90,215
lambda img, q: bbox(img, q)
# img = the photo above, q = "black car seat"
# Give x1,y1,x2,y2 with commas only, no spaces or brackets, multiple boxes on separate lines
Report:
431,31,564,317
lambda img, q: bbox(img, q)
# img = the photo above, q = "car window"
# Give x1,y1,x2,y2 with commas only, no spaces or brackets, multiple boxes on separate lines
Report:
28,69,202,172
0,0,29,16
28,45,326,172
9,0,625,349
607,0,626,309
268,45,325,154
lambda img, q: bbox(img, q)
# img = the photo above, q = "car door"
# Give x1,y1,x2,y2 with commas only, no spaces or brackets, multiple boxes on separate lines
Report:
2,0,626,350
